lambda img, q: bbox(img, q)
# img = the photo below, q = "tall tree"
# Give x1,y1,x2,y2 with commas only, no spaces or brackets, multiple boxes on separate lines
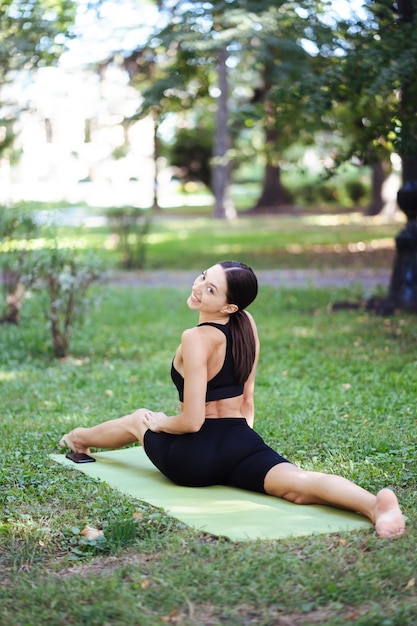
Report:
108,28,211,212
140,0,249,218
138,0,342,215
243,9,317,212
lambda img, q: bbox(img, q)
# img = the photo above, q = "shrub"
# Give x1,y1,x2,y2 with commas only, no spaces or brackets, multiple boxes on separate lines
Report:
28,246,104,358
106,207,151,269
0,206,38,323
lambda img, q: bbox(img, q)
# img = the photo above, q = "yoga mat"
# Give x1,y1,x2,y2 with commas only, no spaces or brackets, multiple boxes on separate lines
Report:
50,447,372,541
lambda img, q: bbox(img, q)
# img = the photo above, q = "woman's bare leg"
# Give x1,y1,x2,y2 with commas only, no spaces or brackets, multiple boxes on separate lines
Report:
264,463,405,539
59,409,149,453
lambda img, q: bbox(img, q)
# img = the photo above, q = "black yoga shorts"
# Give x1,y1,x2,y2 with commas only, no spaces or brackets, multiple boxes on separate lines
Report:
143,417,290,494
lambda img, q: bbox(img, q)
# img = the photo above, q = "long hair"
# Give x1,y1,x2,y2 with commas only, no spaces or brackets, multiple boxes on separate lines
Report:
219,261,258,384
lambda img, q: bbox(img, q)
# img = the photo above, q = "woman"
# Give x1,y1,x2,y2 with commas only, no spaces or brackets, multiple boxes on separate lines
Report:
60,261,405,539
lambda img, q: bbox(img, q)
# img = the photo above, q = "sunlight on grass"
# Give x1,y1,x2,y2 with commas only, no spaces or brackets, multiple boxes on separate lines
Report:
213,243,244,255
304,212,406,226
0,370,18,381
146,232,189,244
0,236,91,252
0,208,404,271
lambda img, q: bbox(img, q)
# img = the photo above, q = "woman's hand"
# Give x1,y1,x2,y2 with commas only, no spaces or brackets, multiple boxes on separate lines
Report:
142,410,169,433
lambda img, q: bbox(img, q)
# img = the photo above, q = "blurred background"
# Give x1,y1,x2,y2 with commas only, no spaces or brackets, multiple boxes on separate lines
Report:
1,0,414,219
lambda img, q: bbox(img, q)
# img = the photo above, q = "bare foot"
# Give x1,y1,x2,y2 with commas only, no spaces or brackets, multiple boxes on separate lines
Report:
59,429,91,455
374,488,405,539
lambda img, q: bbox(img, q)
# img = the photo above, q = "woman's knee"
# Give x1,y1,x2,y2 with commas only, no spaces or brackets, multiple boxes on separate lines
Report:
125,408,148,441
263,463,311,500
129,408,148,421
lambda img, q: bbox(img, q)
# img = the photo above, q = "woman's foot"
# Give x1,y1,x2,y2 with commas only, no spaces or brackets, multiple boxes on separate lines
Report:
59,429,91,454
374,489,405,538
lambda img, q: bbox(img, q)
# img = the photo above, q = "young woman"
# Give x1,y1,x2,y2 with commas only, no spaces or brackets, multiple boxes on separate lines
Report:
60,261,405,539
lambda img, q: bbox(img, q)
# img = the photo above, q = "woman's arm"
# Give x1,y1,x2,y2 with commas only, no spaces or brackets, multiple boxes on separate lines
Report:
143,328,209,435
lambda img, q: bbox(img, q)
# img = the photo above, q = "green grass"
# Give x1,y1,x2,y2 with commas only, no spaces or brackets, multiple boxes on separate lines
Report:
25,211,402,272
141,215,400,270
1,283,416,625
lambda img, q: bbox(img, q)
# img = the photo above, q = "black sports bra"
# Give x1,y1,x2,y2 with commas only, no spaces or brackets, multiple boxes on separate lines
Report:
170,321,244,402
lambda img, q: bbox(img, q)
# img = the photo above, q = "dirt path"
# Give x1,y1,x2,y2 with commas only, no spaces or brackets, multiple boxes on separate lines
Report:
107,268,391,291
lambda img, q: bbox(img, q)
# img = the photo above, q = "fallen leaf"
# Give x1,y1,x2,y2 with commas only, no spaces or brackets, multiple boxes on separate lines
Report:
162,609,181,623
105,389,114,396
405,578,415,590
80,526,104,540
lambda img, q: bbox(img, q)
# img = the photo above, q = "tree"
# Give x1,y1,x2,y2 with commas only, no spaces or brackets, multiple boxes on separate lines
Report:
137,0,344,215
107,33,211,212
0,0,79,159
0,0,77,79
309,0,417,213
227,1,331,213
128,0,240,218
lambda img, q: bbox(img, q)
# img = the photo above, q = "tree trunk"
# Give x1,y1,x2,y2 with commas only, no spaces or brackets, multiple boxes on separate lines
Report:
212,49,236,219
250,127,290,214
152,110,161,213
1,282,25,324
365,161,388,216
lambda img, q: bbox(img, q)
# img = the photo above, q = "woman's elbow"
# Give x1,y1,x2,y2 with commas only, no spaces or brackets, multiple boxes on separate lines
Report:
181,413,205,433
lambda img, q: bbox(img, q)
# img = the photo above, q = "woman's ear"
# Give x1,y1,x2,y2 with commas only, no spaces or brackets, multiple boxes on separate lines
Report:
221,303,238,314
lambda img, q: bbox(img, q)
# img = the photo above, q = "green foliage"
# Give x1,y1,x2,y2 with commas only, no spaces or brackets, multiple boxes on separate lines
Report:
169,125,214,190
0,207,103,355
118,0,417,213
0,205,38,241
311,0,417,162
28,245,104,358
0,0,78,78
106,207,152,270
282,165,371,208
0,0,80,161
0,206,39,323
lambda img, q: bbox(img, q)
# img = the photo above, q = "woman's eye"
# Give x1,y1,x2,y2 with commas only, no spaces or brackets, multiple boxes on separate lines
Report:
207,286,213,293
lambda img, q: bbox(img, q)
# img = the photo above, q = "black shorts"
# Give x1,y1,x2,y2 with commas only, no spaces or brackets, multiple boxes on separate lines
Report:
143,417,290,494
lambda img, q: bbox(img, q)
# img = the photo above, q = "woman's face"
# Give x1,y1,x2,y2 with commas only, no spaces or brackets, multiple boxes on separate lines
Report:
187,264,231,314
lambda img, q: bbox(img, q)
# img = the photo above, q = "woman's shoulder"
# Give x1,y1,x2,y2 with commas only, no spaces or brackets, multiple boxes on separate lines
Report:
181,324,225,349
180,325,220,366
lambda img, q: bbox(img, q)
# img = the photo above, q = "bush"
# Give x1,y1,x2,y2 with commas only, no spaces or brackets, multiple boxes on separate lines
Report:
106,207,151,270
0,206,38,323
345,179,369,205
28,246,104,358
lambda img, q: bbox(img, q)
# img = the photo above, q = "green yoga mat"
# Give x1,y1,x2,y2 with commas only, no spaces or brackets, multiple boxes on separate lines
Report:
50,447,372,541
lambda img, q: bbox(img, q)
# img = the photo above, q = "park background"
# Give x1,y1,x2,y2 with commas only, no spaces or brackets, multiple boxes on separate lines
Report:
1,1,417,625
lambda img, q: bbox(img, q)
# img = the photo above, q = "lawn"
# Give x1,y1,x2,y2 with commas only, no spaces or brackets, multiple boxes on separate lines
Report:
1,275,416,625
14,203,404,270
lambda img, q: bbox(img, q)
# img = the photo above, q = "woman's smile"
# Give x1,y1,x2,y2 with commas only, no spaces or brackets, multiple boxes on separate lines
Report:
191,290,201,302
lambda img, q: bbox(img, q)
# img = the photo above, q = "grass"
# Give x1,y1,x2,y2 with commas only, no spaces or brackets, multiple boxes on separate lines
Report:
1,279,417,625
140,214,400,270
12,202,404,270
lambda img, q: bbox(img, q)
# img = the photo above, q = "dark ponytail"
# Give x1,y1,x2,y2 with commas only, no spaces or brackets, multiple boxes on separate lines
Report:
219,261,258,384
